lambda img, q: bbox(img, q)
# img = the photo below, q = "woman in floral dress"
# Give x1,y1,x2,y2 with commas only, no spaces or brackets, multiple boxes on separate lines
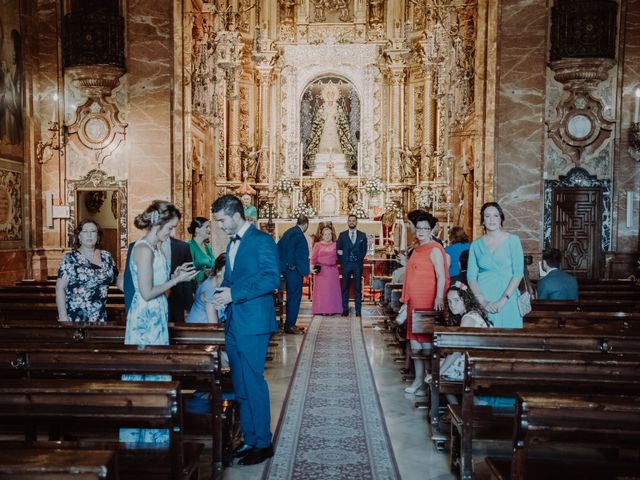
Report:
56,219,116,323
119,200,197,443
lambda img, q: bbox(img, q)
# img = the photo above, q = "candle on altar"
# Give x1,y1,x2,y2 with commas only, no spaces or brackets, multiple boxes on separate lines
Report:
299,141,304,193
386,137,391,200
635,88,640,123
268,152,273,188
416,166,420,184
357,142,361,190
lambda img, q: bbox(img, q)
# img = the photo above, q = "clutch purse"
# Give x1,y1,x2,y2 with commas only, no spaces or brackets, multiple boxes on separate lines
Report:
517,291,532,316
313,265,322,274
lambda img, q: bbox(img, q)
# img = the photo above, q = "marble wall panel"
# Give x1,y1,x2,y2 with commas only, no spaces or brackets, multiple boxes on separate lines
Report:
124,0,174,237
616,0,640,253
494,0,548,253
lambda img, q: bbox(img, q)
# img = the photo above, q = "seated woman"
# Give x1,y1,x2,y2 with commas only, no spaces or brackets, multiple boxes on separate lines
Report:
439,282,491,381
186,253,226,324
311,224,343,315
56,219,117,323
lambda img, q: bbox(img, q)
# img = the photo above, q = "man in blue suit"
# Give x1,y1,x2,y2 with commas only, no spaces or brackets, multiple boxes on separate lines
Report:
277,215,310,335
537,248,579,300
211,194,280,466
336,214,368,317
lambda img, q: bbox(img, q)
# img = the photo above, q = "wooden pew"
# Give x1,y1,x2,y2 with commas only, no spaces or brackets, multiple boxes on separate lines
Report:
491,392,640,480
0,379,198,480
0,343,227,476
0,303,125,323
452,352,640,480
0,322,225,346
0,448,117,479
429,328,640,432
524,309,640,331
532,299,640,313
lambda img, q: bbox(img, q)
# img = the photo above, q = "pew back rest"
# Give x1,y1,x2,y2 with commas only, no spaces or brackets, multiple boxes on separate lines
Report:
434,328,640,355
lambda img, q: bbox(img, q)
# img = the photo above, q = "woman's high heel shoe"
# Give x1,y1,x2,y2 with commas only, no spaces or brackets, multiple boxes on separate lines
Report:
404,383,425,394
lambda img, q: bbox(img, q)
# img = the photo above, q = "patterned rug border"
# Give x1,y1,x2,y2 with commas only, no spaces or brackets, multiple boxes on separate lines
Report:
262,315,401,479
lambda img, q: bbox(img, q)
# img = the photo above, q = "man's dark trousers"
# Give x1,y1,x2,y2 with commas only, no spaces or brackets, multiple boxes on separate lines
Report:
341,262,363,314
284,270,303,330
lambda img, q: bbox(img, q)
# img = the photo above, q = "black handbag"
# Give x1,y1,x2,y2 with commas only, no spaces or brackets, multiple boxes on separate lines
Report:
313,265,322,274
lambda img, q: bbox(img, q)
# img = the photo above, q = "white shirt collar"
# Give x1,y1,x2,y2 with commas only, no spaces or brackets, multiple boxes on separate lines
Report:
235,221,251,239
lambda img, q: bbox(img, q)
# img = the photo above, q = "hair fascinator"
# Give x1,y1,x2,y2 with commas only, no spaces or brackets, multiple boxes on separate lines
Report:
150,210,160,225
454,281,468,291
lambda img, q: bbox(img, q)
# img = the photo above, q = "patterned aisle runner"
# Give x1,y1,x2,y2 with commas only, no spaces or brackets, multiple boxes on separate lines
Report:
264,316,400,480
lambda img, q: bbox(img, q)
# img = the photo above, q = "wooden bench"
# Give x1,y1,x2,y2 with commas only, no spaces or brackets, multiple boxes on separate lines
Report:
429,328,640,432
506,392,640,479
0,342,228,476
0,322,225,346
524,309,640,331
0,302,125,323
0,448,117,479
0,379,198,480
532,299,640,313
452,352,640,480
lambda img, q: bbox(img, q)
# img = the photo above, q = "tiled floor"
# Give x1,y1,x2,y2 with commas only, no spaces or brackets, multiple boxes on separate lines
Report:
222,302,457,480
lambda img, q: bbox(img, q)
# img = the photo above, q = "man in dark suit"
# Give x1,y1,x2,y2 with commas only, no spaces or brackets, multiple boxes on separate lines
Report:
211,194,280,466
336,214,368,317
537,248,579,300
277,215,310,335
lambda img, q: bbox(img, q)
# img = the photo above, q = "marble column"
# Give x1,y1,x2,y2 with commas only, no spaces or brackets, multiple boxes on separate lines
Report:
422,66,436,181
254,52,276,184
389,66,405,183
228,68,242,182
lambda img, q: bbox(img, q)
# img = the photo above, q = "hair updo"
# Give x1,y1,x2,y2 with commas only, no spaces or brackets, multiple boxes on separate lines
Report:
134,200,182,230
187,217,209,235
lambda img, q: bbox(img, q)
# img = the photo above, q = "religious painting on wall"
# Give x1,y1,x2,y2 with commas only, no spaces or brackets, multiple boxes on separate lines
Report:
0,0,24,160
301,77,360,177
0,163,23,244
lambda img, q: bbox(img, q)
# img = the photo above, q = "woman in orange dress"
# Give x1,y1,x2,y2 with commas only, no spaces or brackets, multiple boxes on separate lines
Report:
401,211,449,396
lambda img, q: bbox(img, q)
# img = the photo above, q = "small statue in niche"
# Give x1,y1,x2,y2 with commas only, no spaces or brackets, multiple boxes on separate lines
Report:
399,146,418,180
243,146,262,179
369,0,384,24
279,0,296,24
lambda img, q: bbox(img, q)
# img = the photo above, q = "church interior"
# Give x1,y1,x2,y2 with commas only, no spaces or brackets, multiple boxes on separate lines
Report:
0,0,640,479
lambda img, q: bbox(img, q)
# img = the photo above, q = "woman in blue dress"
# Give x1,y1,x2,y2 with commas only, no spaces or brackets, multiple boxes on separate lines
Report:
467,202,524,329
120,200,197,443
186,253,226,324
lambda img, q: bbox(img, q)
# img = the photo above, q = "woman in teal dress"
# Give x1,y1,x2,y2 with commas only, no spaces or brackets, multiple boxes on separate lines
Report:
467,202,524,329
120,201,197,443
187,216,215,285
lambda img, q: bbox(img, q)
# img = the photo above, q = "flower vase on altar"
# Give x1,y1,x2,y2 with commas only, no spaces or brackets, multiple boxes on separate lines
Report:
368,193,383,219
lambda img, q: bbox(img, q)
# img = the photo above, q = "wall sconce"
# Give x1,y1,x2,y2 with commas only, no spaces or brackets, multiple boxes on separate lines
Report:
36,120,68,164
629,88,640,161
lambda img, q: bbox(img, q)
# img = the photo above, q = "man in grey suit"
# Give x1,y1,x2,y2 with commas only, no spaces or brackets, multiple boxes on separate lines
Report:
537,248,579,300
336,214,368,317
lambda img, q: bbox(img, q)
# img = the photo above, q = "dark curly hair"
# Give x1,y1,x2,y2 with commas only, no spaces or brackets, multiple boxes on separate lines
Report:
71,219,102,249
445,283,492,327
187,216,209,236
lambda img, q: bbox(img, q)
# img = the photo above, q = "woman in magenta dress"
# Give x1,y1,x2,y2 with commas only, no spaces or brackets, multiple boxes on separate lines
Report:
311,225,343,315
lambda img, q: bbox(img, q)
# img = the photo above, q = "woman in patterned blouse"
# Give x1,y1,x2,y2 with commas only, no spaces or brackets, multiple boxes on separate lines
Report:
55,219,117,322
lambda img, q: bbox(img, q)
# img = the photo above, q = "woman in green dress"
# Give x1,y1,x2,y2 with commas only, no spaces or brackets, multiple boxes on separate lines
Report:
187,216,215,285
467,202,524,329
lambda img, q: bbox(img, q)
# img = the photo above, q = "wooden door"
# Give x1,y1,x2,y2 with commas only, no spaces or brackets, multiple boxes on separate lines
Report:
551,187,602,279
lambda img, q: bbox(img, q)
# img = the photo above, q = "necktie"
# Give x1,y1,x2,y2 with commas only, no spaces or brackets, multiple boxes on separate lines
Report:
350,231,356,244
230,234,241,243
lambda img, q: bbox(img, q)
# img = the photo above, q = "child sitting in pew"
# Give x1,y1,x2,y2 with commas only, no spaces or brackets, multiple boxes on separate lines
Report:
430,282,491,383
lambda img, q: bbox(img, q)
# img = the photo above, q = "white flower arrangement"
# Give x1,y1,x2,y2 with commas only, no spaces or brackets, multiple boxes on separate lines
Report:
363,177,385,196
416,188,432,209
349,200,368,219
258,204,279,219
292,202,316,219
385,200,402,216
276,176,294,194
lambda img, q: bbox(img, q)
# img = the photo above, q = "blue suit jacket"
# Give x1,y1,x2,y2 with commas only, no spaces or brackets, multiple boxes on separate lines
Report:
336,230,368,268
277,225,310,277
222,224,280,335
536,269,579,301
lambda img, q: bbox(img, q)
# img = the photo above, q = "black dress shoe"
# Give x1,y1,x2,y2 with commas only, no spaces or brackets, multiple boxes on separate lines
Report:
233,444,254,458
355,312,362,317
238,444,274,465
342,310,349,317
